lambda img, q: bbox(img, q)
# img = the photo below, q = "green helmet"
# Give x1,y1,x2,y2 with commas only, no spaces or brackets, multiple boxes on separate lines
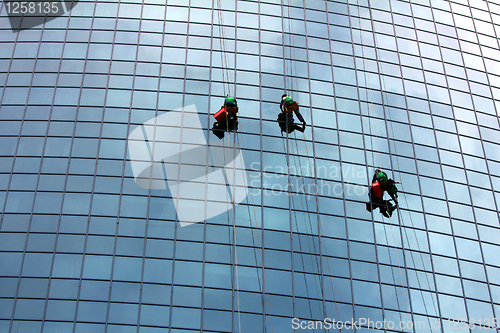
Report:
225,97,237,106
376,170,388,182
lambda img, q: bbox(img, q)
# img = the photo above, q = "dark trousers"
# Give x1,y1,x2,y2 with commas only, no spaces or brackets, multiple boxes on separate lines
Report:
366,188,396,218
212,114,238,139
277,113,305,134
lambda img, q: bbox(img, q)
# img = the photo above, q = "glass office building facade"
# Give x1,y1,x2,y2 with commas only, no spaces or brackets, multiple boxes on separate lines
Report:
1,0,500,332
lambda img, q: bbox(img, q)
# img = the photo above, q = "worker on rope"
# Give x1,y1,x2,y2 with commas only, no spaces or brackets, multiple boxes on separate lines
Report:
278,93,306,134
366,168,398,218
212,96,239,139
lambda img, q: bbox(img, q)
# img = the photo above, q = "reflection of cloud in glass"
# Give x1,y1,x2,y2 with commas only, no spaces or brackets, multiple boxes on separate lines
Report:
128,105,248,227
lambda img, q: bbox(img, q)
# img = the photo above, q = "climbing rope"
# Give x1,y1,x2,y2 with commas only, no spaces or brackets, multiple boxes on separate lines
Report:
280,0,347,325
231,122,242,333
216,3,242,331
236,125,275,333
357,0,440,326
371,0,440,319
217,2,277,327
216,0,233,97
282,0,343,323
282,137,323,319
385,92,440,318
356,0,415,324
299,129,342,327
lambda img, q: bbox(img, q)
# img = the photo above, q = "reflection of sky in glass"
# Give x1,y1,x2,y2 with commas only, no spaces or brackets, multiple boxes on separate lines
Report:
0,0,499,330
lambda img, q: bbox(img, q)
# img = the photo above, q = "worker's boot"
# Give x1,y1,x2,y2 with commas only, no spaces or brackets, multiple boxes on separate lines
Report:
388,205,397,217
380,207,390,218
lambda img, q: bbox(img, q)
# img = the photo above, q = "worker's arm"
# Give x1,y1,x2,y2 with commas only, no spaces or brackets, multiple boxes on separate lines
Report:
387,181,398,203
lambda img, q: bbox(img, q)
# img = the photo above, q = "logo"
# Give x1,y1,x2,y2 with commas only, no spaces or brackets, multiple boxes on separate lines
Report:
128,105,248,227
4,0,79,32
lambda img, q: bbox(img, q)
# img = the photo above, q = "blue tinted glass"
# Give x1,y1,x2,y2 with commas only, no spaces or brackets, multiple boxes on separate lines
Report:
113,257,143,281
108,303,139,325
48,279,79,299
0,1,499,330
142,284,170,305
45,300,77,321
139,304,170,327
170,307,201,330
82,255,113,280
143,259,172,284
